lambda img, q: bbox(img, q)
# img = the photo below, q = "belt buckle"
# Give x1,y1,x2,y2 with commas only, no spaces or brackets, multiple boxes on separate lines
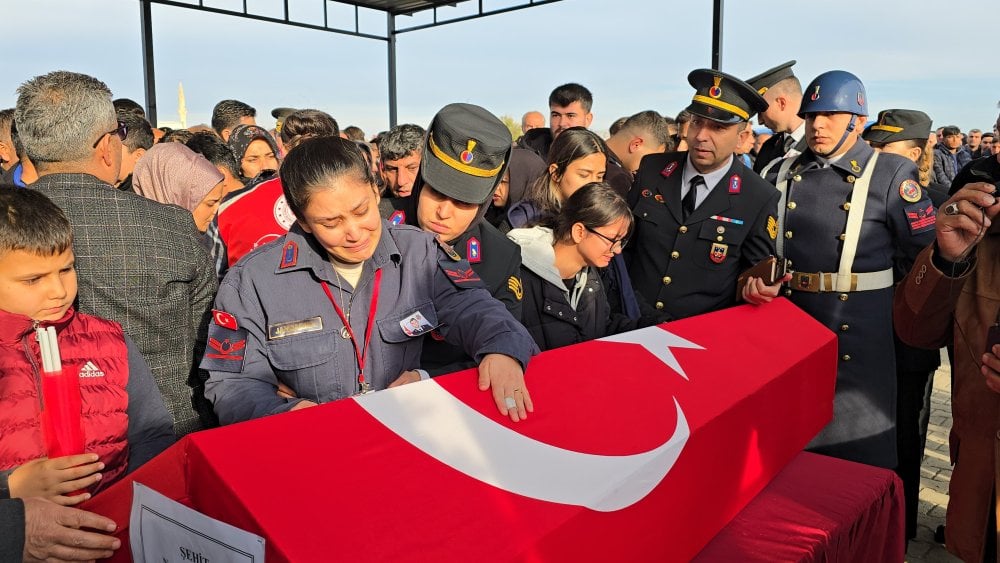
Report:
794,272,820,292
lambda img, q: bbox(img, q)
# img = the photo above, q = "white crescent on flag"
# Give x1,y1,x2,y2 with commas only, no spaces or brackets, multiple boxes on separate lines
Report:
354,326,702,512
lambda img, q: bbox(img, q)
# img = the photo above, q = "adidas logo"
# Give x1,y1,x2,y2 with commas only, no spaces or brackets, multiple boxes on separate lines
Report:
79,361,106,378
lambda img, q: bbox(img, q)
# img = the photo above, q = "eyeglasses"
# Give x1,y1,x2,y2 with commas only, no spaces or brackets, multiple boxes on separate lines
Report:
92,120,128,148
585,226,629,251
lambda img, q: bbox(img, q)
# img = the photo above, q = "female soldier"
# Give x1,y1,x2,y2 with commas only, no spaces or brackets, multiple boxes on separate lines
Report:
202,137,537,424
508,183,641,351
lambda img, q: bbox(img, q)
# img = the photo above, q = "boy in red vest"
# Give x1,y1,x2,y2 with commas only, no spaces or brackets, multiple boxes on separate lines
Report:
0,187,174,506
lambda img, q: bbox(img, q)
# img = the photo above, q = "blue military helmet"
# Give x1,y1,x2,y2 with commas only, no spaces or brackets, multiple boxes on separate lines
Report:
797,70,868,118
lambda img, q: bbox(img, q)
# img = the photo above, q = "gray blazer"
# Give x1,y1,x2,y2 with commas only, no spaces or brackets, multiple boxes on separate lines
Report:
33,173,217,436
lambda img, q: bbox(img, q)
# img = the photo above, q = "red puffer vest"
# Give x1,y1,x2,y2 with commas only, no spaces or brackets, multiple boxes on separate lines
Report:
0,308,130,493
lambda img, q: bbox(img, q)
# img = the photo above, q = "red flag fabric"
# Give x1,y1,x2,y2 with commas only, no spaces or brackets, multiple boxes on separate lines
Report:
86,299,838,561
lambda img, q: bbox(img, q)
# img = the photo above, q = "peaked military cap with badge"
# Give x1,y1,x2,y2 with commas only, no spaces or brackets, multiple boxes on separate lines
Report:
421,102,512,206
685,69,770,124
746,60,797,96
863,109,933,145
271,107,298,134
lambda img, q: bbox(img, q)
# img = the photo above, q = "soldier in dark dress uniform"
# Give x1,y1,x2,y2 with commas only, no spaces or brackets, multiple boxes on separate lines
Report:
626,69,780,320
863,108,943,538
766,71,938,469
745,61,809,175
401,103,524,377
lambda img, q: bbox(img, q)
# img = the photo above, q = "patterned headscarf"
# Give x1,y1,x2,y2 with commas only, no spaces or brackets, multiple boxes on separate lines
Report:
132,143,223,211
227,124,281,179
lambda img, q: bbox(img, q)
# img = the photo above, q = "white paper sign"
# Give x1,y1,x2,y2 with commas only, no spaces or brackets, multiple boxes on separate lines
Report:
130,482,265,563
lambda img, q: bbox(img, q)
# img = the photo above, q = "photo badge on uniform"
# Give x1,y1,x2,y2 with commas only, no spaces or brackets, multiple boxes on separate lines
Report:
710,242,729,264
400,311,434,337
467,237,481,263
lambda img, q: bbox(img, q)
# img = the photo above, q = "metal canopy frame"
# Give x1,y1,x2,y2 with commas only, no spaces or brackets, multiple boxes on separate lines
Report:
138,0,564,126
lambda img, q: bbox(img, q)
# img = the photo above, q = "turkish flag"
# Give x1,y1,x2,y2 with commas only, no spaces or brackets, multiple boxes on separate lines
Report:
86,299,836,562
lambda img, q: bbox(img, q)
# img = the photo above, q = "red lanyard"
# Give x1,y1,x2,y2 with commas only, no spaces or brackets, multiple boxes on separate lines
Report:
320,268,382,390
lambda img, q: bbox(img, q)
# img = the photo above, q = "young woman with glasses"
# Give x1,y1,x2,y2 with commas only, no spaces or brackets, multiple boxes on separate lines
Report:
508,182,649,351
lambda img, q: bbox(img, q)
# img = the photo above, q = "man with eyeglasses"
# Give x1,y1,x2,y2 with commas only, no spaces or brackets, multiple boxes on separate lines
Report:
626,69,783,321
17,71,217,436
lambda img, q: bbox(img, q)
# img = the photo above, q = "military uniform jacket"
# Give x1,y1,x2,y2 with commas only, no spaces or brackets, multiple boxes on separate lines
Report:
767,141,937,468
420,221,524,376
626,152,780,320
752,132,808,174
202,222,538,425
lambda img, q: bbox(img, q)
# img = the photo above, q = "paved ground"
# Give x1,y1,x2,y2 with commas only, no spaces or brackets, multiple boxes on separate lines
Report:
906,358,962,563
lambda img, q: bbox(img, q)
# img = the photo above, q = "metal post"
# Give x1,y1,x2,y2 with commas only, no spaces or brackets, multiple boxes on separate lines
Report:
140,0,158,125
711,0,724,70
387,12,398,128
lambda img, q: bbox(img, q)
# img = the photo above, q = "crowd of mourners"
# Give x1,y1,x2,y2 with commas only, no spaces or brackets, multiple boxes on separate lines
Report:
0,65,999,562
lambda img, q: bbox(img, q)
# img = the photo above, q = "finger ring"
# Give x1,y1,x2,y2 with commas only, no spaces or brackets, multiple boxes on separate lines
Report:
944,202,960,216
504,396,516,409
513,388,521,393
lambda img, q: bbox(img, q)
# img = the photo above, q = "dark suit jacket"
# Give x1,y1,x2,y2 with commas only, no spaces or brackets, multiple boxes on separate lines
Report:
626,152,779,320
33,173,217,436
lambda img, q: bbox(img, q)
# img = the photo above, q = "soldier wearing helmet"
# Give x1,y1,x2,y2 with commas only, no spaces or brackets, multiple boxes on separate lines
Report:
765,70,938,469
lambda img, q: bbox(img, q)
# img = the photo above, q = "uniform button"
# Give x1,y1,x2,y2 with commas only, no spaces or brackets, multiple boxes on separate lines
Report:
841,354,851,361
642,212,648,218
842,203,851,211
793,175,802,182
716,236,724,242
846,175,856,183
662,276,672,285
840,324,849,331
839,293,849,301
545,305,551,311
670,251,680,259
783,288,793,297
787,201,797,210
784,231,793,239
655,301,664,310
573,317,577,322
716,226,725,234
558,311,563,317
678,226,688,234
838,233,846,241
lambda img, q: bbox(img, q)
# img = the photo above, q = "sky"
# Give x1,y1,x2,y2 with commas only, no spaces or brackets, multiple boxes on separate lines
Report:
3,0,999,137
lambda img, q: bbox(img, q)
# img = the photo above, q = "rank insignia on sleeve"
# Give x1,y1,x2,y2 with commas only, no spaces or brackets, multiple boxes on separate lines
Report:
507,275,523,301
661,162,678,178
766,216,778,240
899,179,922,203
728,175,741,194
467,237,481,263
201,323,249,373
212,309,239,330
279,241,298,269
710,242,729,264
389,210,406,225
904,202,936,234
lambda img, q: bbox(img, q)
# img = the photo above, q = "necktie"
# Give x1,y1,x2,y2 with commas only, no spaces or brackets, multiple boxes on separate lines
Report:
783,134,796,152
683,175,704,220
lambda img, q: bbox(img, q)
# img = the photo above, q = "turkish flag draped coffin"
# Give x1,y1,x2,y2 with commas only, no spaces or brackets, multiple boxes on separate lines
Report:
85,298,837,562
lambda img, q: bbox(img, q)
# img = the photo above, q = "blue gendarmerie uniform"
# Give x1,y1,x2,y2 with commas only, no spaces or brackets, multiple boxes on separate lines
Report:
766,140,937,469
202,221,539,425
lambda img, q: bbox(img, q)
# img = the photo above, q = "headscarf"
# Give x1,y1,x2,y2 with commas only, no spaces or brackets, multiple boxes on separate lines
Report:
132,143,224,211
227,124,281,176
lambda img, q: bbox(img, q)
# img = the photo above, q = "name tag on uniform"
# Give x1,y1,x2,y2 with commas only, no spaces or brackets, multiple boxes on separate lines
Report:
399,311,434,337
268,317,324,340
